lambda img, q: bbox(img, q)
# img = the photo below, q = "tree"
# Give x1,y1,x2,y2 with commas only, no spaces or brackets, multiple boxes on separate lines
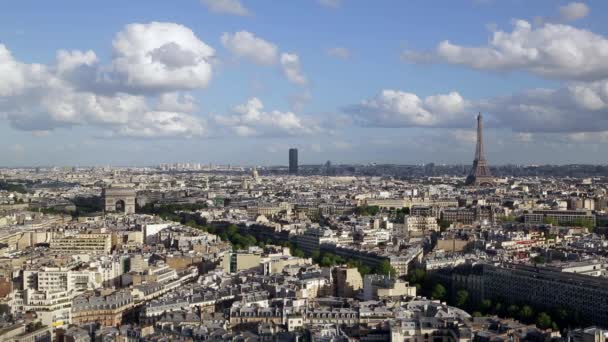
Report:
536,312,553,330
438,219,451,231
480,299,493,314
543,217,558,226
374,260,396,277
507,304,520,318
292,249,305,258
494,302,504,316
454,289,470,308
408,269,427,284
226,224,239,237
320,256,334,267
531,255,546,264
519,305,534,323
431,284,447,300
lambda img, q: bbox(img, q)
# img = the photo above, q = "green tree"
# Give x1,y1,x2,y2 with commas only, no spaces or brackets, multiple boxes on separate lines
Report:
494,302,504,316
292,249,305,258
519,305,534,323
431,283,447,300
543,217,558,225
536,312,553,330
507,304,520,318
438,219,451,231
531,255,546,264
408,269,427,284
454,289,470,308
320,256,331,266
480,299,493,314
374,260,396,277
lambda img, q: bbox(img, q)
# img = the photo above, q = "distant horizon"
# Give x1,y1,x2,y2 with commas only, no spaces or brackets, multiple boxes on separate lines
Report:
2,162,607,169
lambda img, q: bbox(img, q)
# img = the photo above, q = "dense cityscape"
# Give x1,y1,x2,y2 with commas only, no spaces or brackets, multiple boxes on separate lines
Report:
3,0,608,341
0,113,606,341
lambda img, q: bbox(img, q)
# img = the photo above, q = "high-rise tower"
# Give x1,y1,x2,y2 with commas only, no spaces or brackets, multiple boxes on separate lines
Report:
289,148,298,175
465,113,494,186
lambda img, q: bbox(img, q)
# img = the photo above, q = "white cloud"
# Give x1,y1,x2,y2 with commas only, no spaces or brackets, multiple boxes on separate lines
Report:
559,2,589,22
347,80,608,134
346,90,469,127
0,24,210,139
221,31,278,65
201,0,251,16
406,19,608,81
112,111,206,138
319,0,341,8
55,49,98,76
156,92,198,113
280,53,307,85
0,44,47,97
326,47,351,60
213,97,318,137
110,22,215,93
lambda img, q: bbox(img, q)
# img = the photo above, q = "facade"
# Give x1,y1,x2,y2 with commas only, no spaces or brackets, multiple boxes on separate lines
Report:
0,322,52,342
102,187,136,214
334,267,363,298
404,215,439,235
24,268,100,293
363,274,416,300
50,233,112,254
222,252,262,273
71,291,134,327
441,208,476,225
289,148,298,175
450,263,608,327
523,209,596,226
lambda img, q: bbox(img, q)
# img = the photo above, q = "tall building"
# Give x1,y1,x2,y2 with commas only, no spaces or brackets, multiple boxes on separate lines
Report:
465,113,494,186
289,148,298,175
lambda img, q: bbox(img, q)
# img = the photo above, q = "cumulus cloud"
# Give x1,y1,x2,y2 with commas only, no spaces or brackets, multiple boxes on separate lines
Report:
156,92,198,113
405,19,608,81
109,22,215,93
0,23,211,138
346,90,470,128
347,80,608,134
280,53,307,86
559,2,589,22
221,31,278,65
201,0,251,16
58,22,215,95
0,45,47,97
326,47,351,59
213,97,319,137
112,111,206,138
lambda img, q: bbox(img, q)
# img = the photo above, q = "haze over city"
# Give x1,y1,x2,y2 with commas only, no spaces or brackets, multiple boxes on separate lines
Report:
1,1,608,166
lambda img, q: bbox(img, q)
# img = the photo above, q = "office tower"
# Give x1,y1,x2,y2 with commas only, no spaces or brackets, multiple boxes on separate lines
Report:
465,113,494,186
289,148,298,175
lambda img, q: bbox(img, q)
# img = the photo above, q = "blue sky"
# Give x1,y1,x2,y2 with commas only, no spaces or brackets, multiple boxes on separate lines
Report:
1,0,608,166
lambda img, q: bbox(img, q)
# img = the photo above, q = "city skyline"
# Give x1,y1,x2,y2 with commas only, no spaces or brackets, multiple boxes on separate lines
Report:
1,1,608,166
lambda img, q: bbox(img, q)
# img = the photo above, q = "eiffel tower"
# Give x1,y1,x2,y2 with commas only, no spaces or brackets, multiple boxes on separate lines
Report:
465,113,494,186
